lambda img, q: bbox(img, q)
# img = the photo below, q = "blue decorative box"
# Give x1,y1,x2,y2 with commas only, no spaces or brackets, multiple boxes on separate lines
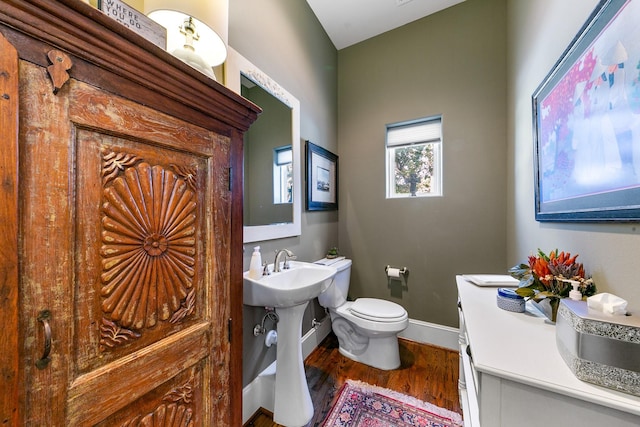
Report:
496,288,525,313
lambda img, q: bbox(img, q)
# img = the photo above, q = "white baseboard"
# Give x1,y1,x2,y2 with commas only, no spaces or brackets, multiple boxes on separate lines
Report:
302,315,332,359
398,318,459,350
242,317,458,424
242,360,276,424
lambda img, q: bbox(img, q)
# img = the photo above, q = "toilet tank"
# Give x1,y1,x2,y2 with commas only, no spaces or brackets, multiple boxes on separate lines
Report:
317,258,352,308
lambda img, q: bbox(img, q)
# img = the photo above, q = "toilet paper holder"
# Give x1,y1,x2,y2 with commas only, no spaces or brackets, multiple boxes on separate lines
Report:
385,265,409,288
385,265,409,278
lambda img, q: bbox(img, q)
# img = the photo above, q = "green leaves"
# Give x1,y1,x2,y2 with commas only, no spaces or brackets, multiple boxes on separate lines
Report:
508,263,531,280
531,291,560,302
508,263,535,288
514,287,536,298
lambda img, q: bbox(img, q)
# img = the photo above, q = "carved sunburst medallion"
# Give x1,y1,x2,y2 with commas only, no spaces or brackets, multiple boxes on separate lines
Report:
101,161,197,330
143,233,169,256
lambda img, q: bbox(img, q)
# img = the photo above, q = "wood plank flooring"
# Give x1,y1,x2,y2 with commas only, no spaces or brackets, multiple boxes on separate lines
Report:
244,333,461,427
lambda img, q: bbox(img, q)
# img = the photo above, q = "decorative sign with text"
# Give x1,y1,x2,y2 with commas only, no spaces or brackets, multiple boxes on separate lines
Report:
98,0,166,49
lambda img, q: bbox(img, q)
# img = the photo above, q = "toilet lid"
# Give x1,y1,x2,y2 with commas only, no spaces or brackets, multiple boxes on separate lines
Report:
350,298,407,322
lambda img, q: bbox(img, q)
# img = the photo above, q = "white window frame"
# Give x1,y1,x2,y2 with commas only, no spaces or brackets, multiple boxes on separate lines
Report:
273,146,293,204
385,116,443,198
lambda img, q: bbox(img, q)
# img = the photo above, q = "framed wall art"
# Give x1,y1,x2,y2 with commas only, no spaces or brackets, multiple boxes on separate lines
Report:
306,141,338,211
533,0,640,221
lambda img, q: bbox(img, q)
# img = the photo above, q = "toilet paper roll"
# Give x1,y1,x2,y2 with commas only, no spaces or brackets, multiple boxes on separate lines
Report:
387,267,401,278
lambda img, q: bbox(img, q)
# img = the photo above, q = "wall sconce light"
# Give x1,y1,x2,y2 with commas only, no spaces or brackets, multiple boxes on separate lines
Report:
144,0,228,81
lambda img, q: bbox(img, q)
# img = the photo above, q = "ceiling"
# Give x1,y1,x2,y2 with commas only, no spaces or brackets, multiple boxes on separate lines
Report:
305,0,466,50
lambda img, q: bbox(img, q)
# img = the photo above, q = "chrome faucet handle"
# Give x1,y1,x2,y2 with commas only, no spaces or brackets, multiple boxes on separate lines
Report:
262,261,270,276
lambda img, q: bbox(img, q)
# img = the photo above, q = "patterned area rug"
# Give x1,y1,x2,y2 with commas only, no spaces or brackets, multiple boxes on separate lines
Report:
322,380,463,427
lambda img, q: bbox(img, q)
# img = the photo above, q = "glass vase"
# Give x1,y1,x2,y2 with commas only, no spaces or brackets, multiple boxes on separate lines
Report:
532,298,560,323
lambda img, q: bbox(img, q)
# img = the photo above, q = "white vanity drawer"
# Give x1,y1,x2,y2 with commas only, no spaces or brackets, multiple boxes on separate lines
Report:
458,300,480,427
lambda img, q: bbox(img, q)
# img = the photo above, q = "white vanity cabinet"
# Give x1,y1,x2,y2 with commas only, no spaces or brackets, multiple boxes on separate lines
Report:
456,276,640,427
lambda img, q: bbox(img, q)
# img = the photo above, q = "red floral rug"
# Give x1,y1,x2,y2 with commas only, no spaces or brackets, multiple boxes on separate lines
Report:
322,380,463,427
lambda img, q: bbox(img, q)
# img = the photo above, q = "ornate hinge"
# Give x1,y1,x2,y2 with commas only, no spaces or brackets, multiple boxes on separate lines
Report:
46,49,72,94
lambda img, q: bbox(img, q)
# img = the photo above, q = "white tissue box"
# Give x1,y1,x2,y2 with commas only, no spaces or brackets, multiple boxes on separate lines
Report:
587,292,628,315
556,299,640,397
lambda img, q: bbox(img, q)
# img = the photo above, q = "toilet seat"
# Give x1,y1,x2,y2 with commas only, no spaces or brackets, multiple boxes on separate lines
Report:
349,298,407,323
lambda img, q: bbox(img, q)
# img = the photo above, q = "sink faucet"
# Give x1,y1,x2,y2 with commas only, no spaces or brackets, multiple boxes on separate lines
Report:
273,248,296,272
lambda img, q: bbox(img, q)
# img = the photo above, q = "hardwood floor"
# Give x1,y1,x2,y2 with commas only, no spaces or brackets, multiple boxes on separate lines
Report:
244,333,461,426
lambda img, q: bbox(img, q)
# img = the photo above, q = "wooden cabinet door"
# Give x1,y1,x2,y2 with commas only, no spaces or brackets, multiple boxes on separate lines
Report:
19,59,233,426
0,31,20,427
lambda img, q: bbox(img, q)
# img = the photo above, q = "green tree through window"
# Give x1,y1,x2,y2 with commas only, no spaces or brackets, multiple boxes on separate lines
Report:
394,144,435,195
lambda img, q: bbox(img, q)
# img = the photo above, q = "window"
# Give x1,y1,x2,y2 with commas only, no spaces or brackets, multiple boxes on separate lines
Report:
273,146,293,204
386,116,442,198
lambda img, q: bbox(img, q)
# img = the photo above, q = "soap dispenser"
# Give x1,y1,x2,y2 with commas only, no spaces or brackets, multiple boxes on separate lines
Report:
248,246,262,279
568,280,582,301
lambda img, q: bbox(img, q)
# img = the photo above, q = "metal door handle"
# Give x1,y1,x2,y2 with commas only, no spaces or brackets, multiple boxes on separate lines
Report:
35,310,52,369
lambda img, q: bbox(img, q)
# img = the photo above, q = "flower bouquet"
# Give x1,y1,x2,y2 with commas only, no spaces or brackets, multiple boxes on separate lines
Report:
508,249,597,322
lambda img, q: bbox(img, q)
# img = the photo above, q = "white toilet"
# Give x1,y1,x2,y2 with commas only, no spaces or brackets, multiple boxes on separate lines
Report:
316,257,409,370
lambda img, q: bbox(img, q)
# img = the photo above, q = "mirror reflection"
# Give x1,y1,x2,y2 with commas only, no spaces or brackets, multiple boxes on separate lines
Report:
242,75,293,226
225,47,301,243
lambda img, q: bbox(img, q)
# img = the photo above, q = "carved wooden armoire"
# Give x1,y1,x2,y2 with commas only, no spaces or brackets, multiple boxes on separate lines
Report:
0,1,259,425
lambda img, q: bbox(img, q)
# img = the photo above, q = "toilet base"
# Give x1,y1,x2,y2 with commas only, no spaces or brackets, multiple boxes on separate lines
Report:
337,336,401,370
331,316,402,370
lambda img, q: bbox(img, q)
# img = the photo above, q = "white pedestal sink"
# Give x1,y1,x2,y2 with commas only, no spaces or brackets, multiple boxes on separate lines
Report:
244,261,336,426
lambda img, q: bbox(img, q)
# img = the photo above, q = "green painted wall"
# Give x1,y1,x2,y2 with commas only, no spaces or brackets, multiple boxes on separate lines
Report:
338,0,508,327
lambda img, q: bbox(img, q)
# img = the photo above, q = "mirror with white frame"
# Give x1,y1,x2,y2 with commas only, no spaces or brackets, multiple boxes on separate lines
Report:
225,47,301,243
